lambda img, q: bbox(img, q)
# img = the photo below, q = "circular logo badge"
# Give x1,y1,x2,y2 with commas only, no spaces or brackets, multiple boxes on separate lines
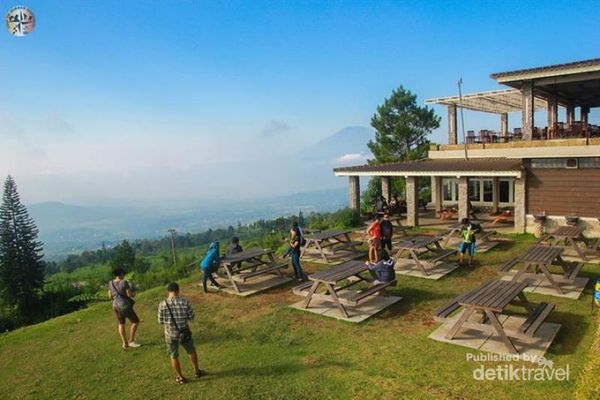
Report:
6,6,35,37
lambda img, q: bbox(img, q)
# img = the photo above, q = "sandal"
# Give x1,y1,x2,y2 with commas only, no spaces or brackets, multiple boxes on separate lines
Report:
194,370,206,378
175,376,186,384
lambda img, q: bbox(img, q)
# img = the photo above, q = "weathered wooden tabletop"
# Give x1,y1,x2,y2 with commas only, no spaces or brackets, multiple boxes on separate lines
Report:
396,235,441,250
308,260,367,284
458,280,528,312
517,245,563,264
222,248,270,264
549,225,585,238
305,229,352,241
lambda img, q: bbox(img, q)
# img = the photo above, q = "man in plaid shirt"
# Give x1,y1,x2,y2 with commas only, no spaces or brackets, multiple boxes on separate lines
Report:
158,282,204,384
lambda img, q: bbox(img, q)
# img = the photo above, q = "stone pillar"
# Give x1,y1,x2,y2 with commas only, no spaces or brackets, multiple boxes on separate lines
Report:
457,177,469,222
547,96,558,129
448,104,458,145
521,80,534,140
492,177,499,214
348,176,360,212
381,176,391,203
514,174,526,233
566,105,575,127
500,113,508,138
431,176,442,212
405,176,419,227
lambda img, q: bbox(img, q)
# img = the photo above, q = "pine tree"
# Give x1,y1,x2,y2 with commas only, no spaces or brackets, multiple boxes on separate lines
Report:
0,176,45,322
368,86,440,163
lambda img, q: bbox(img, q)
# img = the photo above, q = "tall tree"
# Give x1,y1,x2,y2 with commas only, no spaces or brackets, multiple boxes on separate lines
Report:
368,86,440,163
362,87,440,209
0,176,45,321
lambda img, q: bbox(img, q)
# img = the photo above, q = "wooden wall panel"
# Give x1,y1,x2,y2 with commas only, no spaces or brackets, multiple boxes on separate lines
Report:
527,169,600,217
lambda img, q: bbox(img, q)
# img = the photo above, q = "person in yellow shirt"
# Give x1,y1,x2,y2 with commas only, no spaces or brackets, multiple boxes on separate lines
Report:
458,218,476,266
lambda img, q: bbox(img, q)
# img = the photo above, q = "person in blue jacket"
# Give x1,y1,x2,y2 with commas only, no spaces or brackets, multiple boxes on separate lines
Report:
366,249,396,285
200,242,223,293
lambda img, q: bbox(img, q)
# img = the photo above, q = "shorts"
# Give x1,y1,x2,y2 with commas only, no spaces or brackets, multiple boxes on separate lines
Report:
165,336,196,359
113,306,140,325
459,242,476,256
369,238,381,249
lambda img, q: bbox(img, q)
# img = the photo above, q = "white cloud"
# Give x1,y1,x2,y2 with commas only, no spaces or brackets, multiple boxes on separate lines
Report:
333,152,369,165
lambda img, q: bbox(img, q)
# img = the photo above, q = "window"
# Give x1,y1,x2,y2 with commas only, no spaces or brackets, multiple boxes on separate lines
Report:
468,179,480,200
483,180,494,202
579,157,600,168
531,158,568,168
442,178,458,202
499,180,510,203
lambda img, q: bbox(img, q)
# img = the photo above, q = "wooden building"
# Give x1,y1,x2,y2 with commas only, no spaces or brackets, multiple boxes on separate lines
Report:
334,59,600,236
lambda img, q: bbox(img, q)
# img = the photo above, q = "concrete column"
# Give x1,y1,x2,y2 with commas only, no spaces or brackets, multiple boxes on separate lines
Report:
348,176,360,212
457,177,469,222
566,105,575,127
381,176,391,203
492,177,499,214
514,174,526,233
582,106,590,130
431,176,442,212
547,96,558,129
521,80,535,140
500,113,508,138
448,104,458,145
405,176,419,227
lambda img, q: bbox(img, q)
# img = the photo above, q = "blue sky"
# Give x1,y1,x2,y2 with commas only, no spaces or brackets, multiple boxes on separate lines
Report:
1,1,600,202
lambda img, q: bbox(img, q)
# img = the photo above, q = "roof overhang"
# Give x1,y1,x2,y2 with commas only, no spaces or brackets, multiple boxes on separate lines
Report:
425,88,549,114
334,170,521,178
334,158,523,178
490,58,600,108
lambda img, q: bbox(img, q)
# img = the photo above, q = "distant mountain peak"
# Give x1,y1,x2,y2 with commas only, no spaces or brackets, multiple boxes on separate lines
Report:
296,125,374,163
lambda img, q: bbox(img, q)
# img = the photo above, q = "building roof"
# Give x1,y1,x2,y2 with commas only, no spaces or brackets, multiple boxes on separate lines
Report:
334,158,523,178
425,88,549,114
490,58,600,82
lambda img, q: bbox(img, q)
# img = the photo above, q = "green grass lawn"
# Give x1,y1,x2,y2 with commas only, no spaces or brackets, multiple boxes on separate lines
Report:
1,234,599,399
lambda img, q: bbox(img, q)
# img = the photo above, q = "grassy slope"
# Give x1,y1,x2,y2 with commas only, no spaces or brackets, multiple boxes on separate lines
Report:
0,234,599,400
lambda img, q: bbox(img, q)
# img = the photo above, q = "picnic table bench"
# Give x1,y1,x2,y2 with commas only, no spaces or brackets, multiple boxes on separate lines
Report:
394,236,456,276
221,248,287,293
301,229,363,263
300,260,396,318
441,221,496,248
499,244,584,295
434,280,556,354
537,225,599,261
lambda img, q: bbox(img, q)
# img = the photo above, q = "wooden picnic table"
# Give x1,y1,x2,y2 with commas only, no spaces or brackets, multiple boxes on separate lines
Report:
301,229,362,263
301,260,396,318
499,244,583,295
394,236,456,276
441,221,496,248
220,248,287,293
435,280,555,354
539,225,599,261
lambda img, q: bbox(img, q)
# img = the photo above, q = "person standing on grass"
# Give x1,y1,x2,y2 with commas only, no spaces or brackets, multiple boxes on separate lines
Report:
200,242,223,292
458,218,476,266
367,216,382,263
290,225,307,281
380,213,394,252
108,267,141,349
158,282,204,384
